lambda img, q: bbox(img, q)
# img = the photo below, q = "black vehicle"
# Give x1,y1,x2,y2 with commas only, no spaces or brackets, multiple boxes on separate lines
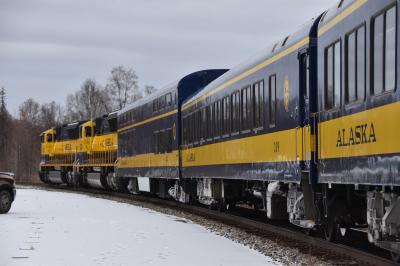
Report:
0,172,16,214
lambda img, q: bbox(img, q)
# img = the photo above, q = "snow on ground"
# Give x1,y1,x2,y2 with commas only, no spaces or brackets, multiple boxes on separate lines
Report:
0,188,278,266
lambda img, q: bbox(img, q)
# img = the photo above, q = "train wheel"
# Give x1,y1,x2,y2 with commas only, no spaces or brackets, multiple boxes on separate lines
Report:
391,251,400,263
323,220,339,242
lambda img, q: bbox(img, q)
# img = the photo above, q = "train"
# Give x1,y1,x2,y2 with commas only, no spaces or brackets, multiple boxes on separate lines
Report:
39,0,400,261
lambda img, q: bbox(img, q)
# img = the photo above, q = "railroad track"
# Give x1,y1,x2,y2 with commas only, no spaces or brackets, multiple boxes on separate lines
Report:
26,183,396,266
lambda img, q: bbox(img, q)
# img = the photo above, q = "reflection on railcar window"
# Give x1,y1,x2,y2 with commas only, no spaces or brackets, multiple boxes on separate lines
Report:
385,6,396,91
347,32,356,102
269,75,276,127
357,26,365,101
166,93,172,107
325,41,341,109
241,88,247,130
231,91,240,133
201,108,207,140
345,25,365,103
209,104,214,138
334,42,341,107
374,13,384,95
253,80,264,129
241,86,252,131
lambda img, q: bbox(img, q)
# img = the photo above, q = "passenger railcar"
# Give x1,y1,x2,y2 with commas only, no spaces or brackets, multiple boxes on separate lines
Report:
179,18,320,219
315,0,400,257
116,70,228,195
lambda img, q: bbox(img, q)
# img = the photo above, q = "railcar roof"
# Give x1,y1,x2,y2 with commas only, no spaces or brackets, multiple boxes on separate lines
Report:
318,0,359,30
117,80,178,116
183,18,317,108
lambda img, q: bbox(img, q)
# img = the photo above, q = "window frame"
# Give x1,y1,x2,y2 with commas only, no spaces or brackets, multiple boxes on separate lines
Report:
269,74,277,128
240,85,252,133
345,23,366,105
324,39,342,110
253,79,265,130
371,4,397,97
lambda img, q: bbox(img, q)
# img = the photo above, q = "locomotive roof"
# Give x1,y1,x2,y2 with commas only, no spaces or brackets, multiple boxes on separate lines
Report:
183,18,318,109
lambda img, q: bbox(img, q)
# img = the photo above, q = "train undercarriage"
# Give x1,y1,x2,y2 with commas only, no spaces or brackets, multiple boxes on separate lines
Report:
118,175,400,261
40,168,400,261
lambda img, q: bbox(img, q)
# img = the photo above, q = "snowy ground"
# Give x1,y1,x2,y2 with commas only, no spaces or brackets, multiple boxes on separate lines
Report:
0,188,278,266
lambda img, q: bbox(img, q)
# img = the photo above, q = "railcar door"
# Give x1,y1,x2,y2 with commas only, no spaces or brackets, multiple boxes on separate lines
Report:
298,51,311,170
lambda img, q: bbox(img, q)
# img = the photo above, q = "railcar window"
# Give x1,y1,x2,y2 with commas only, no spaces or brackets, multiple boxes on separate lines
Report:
325,41,341,109
174,93,177,106
357,26,366,101
191,113,195,143
253,80,264,129
212,102,218,137
385,6,396,91
210,104,215,138
241,86,252,131
201,108,206,140
373,13,384,94
269,75,276,127
241,89,247,130
247,86,252,129
166,93,172,107
334,42,341,107
46,134,53,142
206,105,211,139
347,32,356,102
215,100,221,137
195,110,200,142
222,96,230,135
345,25,365,103
232,91,241,133
372,6,397,95
188,115,192,144
231,93,236,133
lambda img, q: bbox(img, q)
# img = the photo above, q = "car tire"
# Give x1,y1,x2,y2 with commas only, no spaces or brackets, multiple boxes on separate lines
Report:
0,190,12,214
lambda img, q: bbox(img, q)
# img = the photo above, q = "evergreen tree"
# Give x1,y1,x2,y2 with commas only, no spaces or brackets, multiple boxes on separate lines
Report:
0,87,10,170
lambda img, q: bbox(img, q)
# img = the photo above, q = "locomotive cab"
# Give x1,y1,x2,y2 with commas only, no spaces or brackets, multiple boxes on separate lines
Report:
40,129,55,156
79,121,95,154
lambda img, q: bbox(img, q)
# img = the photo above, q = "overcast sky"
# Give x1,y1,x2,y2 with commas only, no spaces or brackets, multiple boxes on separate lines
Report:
0,0,334,115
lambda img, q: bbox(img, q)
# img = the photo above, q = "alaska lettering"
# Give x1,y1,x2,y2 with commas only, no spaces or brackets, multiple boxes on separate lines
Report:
336,123,376,147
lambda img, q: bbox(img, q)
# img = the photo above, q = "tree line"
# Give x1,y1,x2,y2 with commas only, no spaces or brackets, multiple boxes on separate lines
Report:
0,66,156,183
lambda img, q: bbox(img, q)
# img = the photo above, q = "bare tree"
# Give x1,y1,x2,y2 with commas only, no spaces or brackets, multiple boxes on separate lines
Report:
144,85,157,96
40,101,63,129
65,79,111,121
106,66,141,110
19,98,41,126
